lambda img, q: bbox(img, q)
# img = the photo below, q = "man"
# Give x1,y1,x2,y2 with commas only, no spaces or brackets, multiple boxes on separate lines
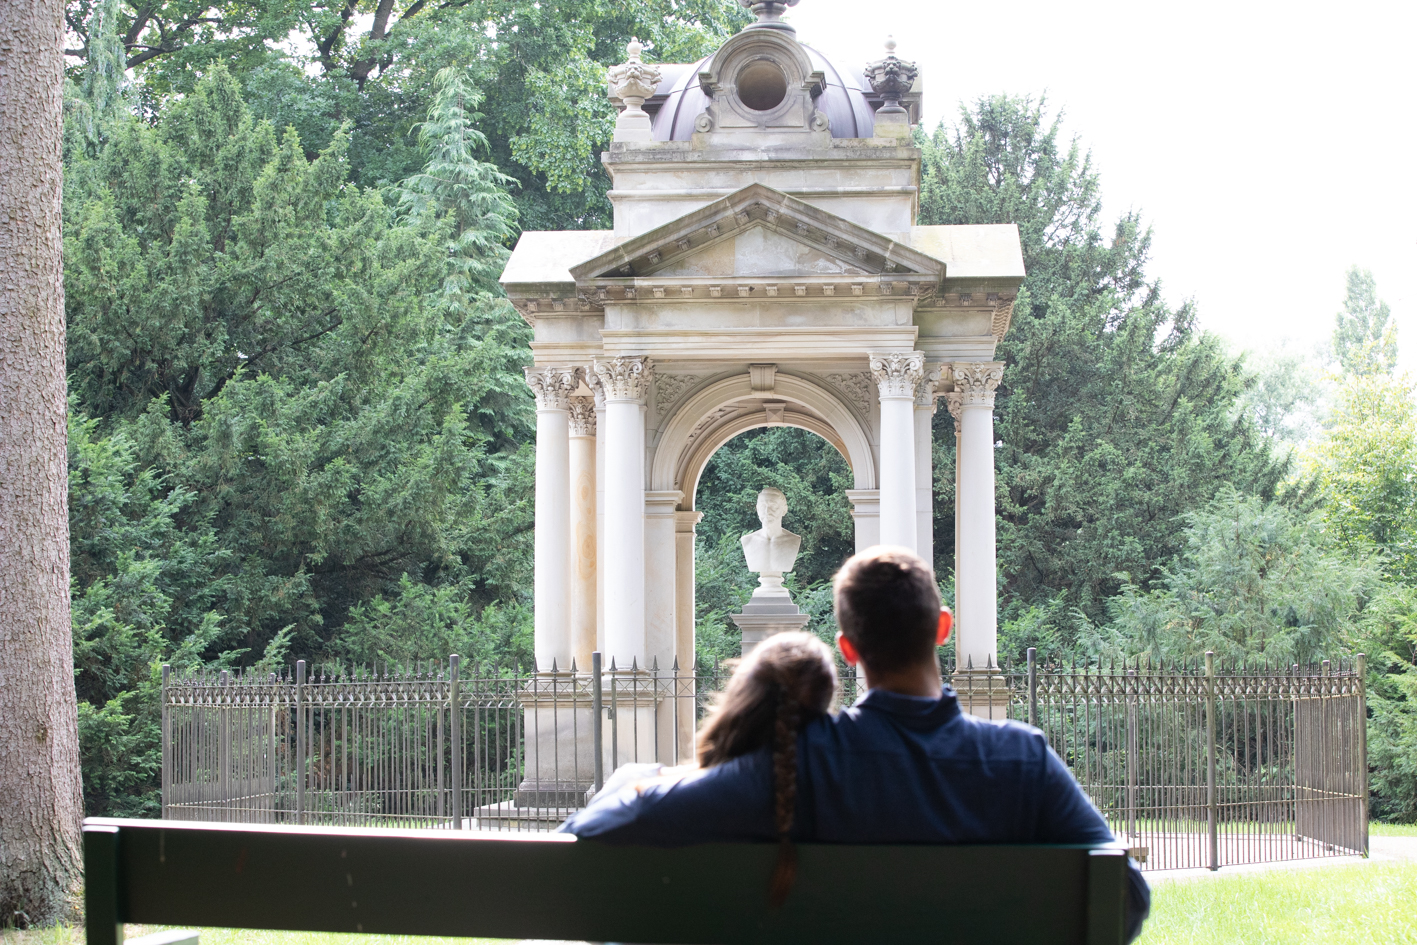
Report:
563,547,1150,942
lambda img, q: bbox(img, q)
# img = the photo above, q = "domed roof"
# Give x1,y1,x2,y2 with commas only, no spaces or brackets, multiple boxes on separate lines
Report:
651,44,876,142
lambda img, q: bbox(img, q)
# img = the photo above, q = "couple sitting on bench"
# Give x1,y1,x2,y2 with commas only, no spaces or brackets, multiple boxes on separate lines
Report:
564,547,1151,943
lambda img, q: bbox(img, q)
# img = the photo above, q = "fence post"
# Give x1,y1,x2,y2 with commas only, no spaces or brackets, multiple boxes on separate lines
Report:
161,664,171,819
1206,651,1218,871
592,651,604,793
1356,653,1368,857
1127,668,1139,841
1026,648,1037,728
449,654,462,830
295,660,306,826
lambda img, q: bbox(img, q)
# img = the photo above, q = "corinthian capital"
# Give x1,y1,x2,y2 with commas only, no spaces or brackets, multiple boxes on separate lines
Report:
943,392,964,434
869,352,925,400
568,396,597,436
593,356,653,402
951,362,1005,408
914,364,946,410
525,365,583,410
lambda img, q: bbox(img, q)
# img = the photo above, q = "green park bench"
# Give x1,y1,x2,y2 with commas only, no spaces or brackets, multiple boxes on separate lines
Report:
83,818,1133,945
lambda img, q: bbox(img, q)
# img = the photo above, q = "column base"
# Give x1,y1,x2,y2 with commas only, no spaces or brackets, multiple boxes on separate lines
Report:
731,610,810,657
949,670,1012,720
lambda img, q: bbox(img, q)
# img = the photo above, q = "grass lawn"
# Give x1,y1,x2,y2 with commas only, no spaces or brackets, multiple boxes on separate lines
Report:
1140,861,1417,944
1371,821,1417,837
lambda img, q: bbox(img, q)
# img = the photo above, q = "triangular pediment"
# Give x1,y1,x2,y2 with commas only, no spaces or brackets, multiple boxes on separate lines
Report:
569,183,945,285
648,223,871,279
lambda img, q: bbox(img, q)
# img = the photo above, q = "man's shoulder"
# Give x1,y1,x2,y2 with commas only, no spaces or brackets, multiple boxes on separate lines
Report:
830,700,1049,758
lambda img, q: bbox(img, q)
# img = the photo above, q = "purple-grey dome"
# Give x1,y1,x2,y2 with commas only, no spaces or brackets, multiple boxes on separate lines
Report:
650,44,876,141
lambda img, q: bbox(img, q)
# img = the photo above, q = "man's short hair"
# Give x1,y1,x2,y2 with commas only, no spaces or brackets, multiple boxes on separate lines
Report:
832,547,940,673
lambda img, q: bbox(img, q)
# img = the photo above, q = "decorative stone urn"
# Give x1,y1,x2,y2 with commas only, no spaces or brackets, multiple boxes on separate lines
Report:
864,37,919,139
607,39,662,142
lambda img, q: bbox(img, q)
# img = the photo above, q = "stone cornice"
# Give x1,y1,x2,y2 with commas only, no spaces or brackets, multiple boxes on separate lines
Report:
869,352,925,400
567,396,597,435
524,365,584,410
951,362,1005,408
593,356,654,402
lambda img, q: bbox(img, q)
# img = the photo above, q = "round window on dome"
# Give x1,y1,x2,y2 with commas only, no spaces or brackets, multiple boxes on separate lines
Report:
736,60,788,112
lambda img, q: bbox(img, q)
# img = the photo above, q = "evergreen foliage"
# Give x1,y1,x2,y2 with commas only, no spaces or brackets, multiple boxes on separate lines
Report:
63,66,536,814
1107,487,1381,666
915,96,1285,643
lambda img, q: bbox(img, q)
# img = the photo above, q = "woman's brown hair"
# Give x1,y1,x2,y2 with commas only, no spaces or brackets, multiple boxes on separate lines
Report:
695,632,836,906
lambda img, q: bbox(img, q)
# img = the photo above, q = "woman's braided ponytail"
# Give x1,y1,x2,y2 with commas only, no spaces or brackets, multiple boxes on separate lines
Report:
694,631,835,907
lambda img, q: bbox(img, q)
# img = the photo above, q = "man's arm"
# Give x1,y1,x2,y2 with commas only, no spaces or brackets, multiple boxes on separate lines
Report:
1036,744,1151,945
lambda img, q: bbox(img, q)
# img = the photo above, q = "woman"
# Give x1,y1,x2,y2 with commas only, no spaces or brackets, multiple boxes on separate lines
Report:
561,631,837,905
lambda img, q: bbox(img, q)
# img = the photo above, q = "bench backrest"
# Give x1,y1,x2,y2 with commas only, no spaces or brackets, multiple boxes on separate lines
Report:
84,818,1129,945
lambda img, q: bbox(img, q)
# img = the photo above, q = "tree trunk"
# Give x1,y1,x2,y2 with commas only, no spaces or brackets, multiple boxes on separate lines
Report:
0,0,84,926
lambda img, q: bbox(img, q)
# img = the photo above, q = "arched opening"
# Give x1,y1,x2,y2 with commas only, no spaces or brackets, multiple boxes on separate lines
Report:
691,425,854,667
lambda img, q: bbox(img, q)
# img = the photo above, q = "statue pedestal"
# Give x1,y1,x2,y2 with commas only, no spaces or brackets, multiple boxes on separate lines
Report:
730,594,810,657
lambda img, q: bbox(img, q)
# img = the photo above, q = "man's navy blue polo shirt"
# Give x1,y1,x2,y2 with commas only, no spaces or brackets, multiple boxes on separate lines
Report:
563,686,1150,942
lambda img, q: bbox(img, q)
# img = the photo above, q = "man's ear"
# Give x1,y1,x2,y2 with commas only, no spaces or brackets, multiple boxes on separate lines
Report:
836,631,859,667
936,607,953,646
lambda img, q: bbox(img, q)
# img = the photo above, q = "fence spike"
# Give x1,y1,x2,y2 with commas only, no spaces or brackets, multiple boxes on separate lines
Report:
631,656,639,672
672,655,680,671
652,655,660,672
609,656,618,672
570,657,578,673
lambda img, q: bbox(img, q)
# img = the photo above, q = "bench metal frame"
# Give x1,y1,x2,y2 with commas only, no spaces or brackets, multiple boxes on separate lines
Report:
84,818,1129,945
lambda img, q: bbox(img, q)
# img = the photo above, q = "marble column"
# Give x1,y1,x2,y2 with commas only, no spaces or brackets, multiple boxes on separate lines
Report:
914,366,942,570
952,362,1006,717
944,391,964,598
590,371,607,655
593,356,652,668
525,365,581,671
870,352,924,550
568,396,597,672
674,510,702,762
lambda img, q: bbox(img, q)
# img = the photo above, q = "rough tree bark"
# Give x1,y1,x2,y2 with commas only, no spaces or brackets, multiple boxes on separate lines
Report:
0,0,85,926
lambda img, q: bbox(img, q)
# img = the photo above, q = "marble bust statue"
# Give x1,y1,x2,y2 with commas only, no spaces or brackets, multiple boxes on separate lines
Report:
740,487,802,598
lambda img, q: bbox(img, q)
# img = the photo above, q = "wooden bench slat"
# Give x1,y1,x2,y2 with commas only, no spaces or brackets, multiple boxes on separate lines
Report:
85,818,1128,945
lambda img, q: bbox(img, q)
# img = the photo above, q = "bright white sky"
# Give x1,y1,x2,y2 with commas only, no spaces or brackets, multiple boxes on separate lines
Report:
784,0,1417,370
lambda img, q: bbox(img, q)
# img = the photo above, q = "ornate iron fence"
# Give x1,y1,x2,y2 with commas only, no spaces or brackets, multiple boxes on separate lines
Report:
162,650,1368,870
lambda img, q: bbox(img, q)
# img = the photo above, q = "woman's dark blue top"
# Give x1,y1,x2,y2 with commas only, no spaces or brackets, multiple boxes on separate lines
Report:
561,686,1151,942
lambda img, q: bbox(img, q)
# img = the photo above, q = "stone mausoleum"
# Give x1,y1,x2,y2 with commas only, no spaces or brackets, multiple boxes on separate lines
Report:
499,0,1024,804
